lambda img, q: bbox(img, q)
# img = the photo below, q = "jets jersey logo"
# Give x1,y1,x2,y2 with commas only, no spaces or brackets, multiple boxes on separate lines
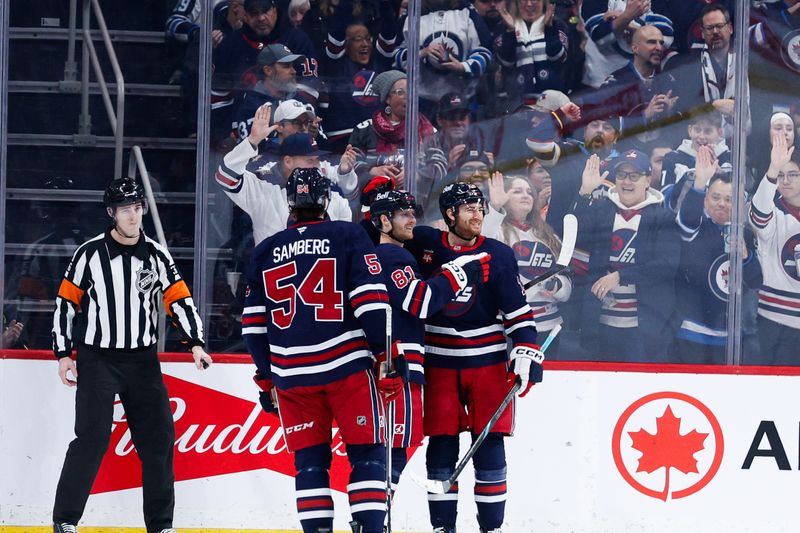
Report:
352,71,379,106
513,240,555,281
781,30,800,73
443,285,476,316
610,228,638,267
136,268,157,293
707,255,730,301
779,233,800,281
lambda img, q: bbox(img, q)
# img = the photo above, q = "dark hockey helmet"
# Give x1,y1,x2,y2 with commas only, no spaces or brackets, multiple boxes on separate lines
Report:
104,178,147,210
287,168,331,210
370,189,421,228
438,182,487,222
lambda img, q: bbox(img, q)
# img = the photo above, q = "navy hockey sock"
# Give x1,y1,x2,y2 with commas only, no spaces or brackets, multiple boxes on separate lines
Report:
346,444,386,533
390,447,408,497
426,435,460,529
294,444,334,533
473,433,507,530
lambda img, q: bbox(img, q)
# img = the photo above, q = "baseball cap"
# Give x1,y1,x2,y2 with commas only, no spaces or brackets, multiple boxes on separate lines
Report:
438,93,469,116
245,0,276,13
528,90,571,113
612,149,651,176
274,99,315,123
258,44,304,67
279,133,328,157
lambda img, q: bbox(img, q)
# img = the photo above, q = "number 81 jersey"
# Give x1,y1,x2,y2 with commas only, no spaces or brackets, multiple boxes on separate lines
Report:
243,220,390,390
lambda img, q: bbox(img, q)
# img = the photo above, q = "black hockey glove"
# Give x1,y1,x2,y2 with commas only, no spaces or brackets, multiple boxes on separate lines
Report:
253,371,278,414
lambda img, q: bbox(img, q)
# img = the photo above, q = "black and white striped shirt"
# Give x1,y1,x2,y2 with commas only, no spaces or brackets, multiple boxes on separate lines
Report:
52,228,204,357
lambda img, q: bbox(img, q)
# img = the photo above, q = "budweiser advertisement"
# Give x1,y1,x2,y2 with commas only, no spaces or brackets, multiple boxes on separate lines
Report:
2,357,800,532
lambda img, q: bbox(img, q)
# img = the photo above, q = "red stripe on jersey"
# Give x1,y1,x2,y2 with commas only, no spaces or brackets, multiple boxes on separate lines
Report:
351,292,390,308
297,497,333,510
272,338,370,367
348,490,386,503
759,293,800,309
409,282,426,317
425,332,506,347
242,315,267,325
405,351,423,365
215,170,238,187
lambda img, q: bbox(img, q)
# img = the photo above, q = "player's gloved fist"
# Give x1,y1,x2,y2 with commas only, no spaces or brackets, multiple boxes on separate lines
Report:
377,371,404,402
375,341,409,402
253,371,278,414
509,344,544,397
441,252,492,292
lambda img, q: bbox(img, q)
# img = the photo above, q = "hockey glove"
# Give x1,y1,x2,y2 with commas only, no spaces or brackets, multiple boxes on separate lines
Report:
441,252,492,293
375,341,409,402
253,371,278,414
509,344,545,397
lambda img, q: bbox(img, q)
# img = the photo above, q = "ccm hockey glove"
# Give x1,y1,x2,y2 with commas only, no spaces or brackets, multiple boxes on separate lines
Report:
253,371,278,414
441,252,492,292
375,341,409,402
509,344,545,397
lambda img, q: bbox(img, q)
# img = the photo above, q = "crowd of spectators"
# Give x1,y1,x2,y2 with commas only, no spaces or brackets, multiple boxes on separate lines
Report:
161,0,800,363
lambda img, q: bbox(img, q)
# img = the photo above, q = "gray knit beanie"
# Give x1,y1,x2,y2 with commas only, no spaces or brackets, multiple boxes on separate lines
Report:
372,70,407,103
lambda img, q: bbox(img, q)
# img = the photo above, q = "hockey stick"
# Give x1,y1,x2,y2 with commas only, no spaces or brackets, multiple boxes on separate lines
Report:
408,325,562,495
384,306,395,533
523,214,578,290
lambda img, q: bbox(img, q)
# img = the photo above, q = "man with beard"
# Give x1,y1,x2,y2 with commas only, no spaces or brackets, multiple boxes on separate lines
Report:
404,183,540,533
665,4,748,139
419,93,491,202
527,112,622,236
232,43,304,141
211,0,317,143
590,24,682,144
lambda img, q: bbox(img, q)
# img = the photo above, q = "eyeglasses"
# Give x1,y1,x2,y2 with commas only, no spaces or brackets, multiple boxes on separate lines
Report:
616,171,645,183
702,22,729,32
389,88,407,97
459,164,489,175
348,36,373,44
519,0,541,4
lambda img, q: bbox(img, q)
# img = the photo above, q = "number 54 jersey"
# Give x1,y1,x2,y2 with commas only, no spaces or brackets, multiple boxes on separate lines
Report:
243,220,391,389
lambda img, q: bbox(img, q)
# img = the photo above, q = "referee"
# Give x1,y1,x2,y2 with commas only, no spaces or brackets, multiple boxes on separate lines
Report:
51,178,212,533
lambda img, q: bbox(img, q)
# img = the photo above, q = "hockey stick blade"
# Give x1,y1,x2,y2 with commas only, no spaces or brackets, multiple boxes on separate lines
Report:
523,214,578,290
407,469,452,495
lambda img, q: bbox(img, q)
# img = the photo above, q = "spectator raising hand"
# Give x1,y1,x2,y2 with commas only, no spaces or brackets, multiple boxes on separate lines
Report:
767,128,795,181
488,171,509,212
579,154,609,196
693,145,720,191
247,103,279,146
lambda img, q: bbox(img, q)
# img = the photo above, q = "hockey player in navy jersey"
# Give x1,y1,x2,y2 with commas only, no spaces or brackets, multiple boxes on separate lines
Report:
242,168,393,533
370,189,491,501
405,182,542,533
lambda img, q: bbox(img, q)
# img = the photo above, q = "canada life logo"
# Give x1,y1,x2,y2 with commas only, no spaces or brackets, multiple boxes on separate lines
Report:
611,392,724,501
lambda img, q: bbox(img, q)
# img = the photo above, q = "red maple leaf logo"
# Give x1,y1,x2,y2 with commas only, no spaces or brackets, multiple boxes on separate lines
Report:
627,405,708,501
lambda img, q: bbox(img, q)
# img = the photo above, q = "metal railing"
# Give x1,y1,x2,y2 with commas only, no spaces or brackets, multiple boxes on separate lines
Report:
64,0,126,180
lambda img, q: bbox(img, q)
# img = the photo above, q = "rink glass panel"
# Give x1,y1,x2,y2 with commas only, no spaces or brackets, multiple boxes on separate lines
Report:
3,0,793,365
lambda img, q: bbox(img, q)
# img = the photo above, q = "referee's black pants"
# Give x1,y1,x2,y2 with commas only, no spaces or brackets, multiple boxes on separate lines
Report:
53,344,175,532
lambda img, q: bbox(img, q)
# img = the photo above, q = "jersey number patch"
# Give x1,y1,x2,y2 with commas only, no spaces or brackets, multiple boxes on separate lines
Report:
263,258,344,329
